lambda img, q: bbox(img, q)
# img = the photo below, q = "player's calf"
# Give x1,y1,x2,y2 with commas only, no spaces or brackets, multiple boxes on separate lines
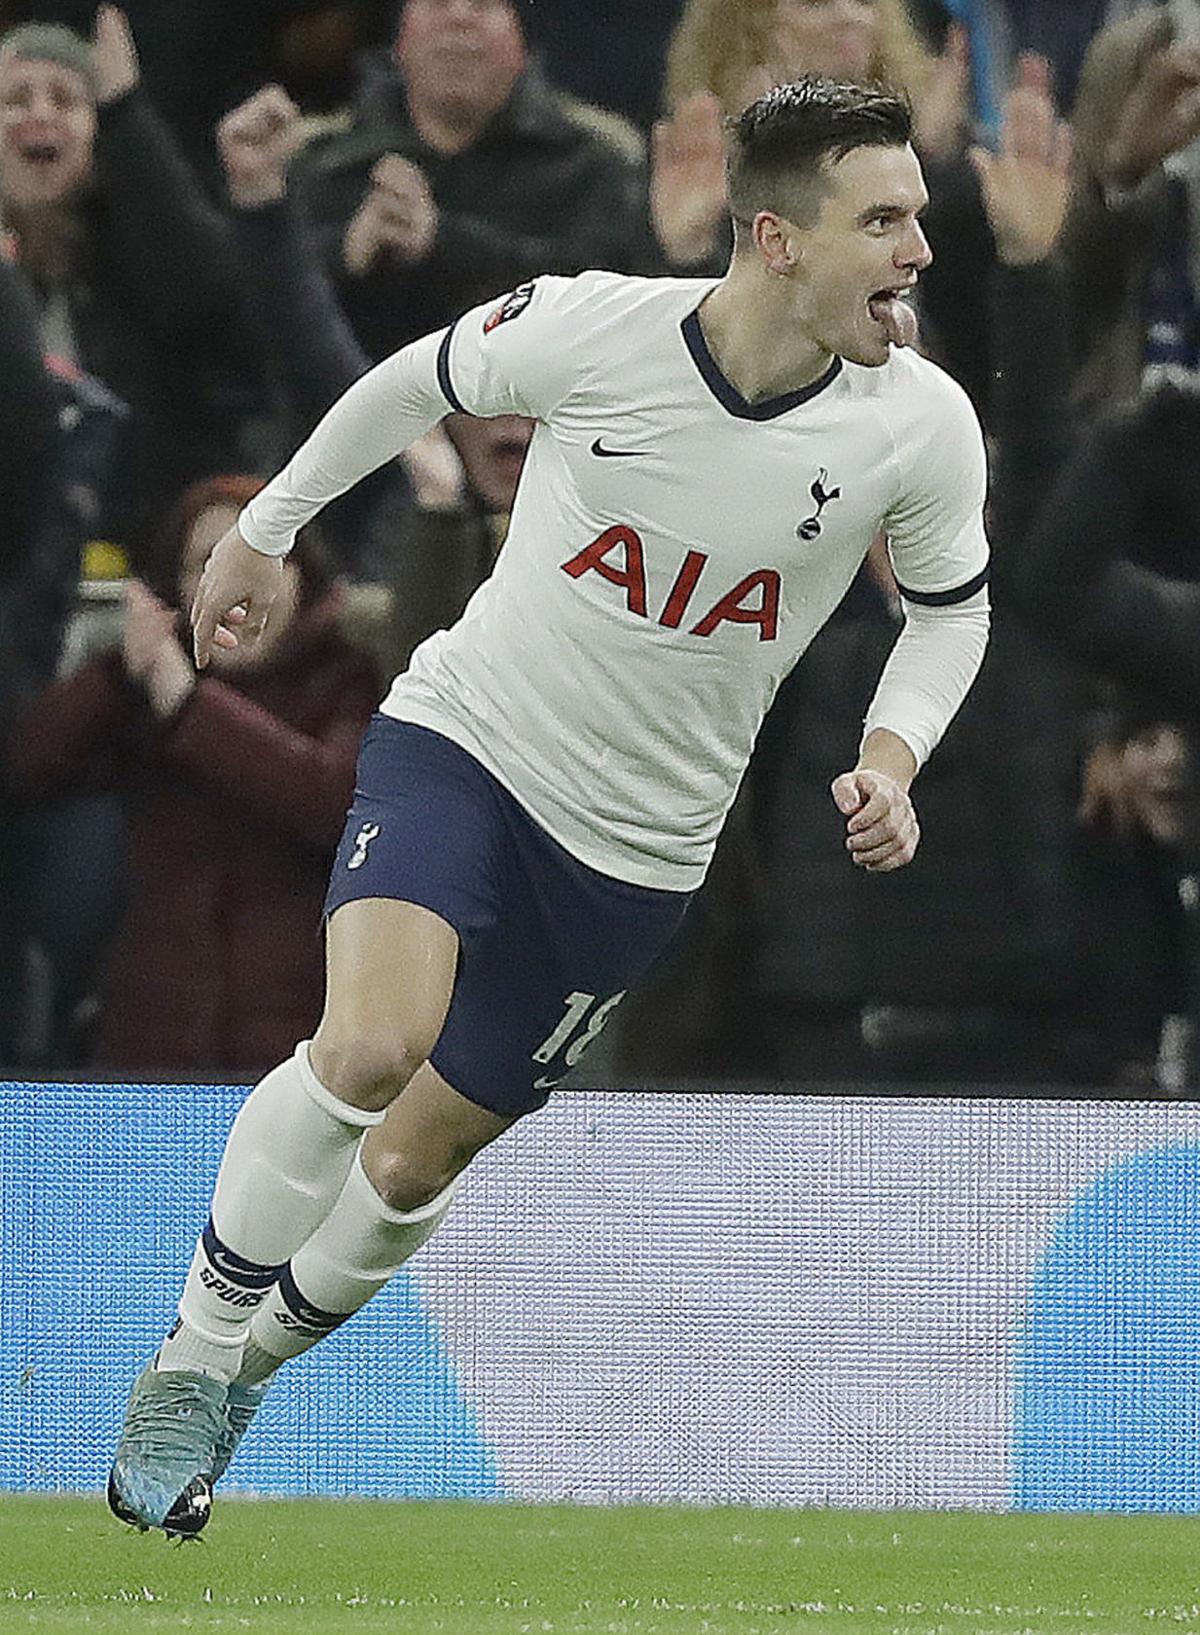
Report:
362,1139,468,1212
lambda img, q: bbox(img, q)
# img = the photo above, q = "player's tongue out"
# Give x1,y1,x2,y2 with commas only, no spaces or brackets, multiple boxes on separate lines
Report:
867,290,918,348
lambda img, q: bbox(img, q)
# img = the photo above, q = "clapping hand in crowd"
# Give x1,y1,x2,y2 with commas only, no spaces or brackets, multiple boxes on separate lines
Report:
91,4,139,106
1078,730,1190,849
217,84,303,208
342,153,439,275
969,54,1072,266
219,85,465,515
912,21,972,163
403,425,466,512
1101,29,1200,189
650,91,728,267
122,580,195,719
1076,739,1142,837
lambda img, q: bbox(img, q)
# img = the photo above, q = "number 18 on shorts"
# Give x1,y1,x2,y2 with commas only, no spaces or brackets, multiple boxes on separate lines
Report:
325,718,693,1118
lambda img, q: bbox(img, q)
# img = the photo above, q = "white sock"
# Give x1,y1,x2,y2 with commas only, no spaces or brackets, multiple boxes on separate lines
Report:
239,1151,457,1373
236,1336,284,1388
158,1042,383,1381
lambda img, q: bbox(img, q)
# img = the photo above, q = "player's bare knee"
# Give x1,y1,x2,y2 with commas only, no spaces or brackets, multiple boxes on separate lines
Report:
365,1145,468,1213
310,1034,429,1113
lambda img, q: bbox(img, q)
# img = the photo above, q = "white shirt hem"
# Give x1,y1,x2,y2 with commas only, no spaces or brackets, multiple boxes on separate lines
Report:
378,697,705,895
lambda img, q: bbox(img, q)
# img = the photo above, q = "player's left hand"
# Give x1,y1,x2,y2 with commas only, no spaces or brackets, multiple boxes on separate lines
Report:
831,768,920,873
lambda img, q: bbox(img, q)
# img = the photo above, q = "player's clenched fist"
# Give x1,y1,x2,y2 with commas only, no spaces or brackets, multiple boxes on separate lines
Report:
830,768,920,873
190,526,283,669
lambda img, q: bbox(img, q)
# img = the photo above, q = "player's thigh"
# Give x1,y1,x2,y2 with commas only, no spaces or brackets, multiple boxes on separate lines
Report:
361,1058,515,1209
311,897,459,1109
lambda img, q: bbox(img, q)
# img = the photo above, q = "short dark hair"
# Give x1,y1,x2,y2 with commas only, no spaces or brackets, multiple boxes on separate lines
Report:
726,77,913,233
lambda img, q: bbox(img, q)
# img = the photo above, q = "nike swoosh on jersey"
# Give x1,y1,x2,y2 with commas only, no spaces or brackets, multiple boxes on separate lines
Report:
590,438,652,459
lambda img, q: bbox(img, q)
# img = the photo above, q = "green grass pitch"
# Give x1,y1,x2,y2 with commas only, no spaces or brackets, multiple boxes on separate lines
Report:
3,1497,1200,1635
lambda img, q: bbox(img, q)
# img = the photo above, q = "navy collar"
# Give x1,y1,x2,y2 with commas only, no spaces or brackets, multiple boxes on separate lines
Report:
681,307,843,421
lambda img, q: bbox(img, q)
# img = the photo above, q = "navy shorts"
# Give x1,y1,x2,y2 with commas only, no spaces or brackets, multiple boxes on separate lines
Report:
324,717,693,1118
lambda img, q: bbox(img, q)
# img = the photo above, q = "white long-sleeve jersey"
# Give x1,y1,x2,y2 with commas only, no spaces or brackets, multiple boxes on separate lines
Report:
241,271,990,891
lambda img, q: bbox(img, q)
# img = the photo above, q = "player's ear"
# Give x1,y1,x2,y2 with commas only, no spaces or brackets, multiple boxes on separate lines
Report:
754,211,798,277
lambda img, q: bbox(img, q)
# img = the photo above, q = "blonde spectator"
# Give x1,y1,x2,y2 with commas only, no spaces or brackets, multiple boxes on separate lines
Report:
665,0,933,119
653,0,972,269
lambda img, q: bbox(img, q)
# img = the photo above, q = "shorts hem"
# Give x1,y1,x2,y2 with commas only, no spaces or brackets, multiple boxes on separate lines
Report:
322,883,481,951
427,1043,554,1121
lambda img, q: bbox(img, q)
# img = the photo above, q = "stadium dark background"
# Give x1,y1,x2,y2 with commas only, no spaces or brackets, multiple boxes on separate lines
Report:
2,0,1198,1095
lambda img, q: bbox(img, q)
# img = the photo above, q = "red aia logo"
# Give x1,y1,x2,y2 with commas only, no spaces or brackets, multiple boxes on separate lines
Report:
561,527,779,641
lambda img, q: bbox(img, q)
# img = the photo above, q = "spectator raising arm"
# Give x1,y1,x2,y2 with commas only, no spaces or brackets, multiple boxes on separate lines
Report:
650,91,730,270
967,54,1076,553
220,86,364,416
218,86,460,551
90,5,241,341
1060,9,1200,409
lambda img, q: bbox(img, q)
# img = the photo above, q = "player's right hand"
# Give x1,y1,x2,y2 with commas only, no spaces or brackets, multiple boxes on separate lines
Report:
190,526,283,669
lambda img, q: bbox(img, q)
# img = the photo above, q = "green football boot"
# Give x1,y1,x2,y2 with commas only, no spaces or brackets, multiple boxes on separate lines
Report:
106,1361,226,1537
211,1378,272,1482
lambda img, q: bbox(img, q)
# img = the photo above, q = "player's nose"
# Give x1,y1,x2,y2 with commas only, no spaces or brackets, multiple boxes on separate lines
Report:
900,219,933,272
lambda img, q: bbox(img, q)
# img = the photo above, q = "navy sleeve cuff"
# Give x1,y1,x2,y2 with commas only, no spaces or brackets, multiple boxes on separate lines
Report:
436,322,467,413
895,566,989,607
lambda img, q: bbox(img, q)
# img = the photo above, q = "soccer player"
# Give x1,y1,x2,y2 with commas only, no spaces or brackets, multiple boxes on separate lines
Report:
108,77,989,1536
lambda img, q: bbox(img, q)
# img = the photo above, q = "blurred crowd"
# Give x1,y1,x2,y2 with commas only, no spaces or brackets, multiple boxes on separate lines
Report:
1,0,1199,1093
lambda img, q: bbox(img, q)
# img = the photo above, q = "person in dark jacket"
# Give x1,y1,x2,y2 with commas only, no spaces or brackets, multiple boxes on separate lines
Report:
219,82,530,646
292,0,650,360
0,8,255,567
6,474,382,1075
0,0,398,199
1002,385,1200,713
1000,381,1200,1085
1059,4,1200,417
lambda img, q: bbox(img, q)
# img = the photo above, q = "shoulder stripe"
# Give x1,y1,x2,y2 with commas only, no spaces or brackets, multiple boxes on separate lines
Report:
895,566,989,607
436,322,467,413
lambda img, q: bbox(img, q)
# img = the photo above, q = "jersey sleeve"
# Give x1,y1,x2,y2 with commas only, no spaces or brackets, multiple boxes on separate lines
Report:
882,363,990,606
435,275,582,422
238,275,587,558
